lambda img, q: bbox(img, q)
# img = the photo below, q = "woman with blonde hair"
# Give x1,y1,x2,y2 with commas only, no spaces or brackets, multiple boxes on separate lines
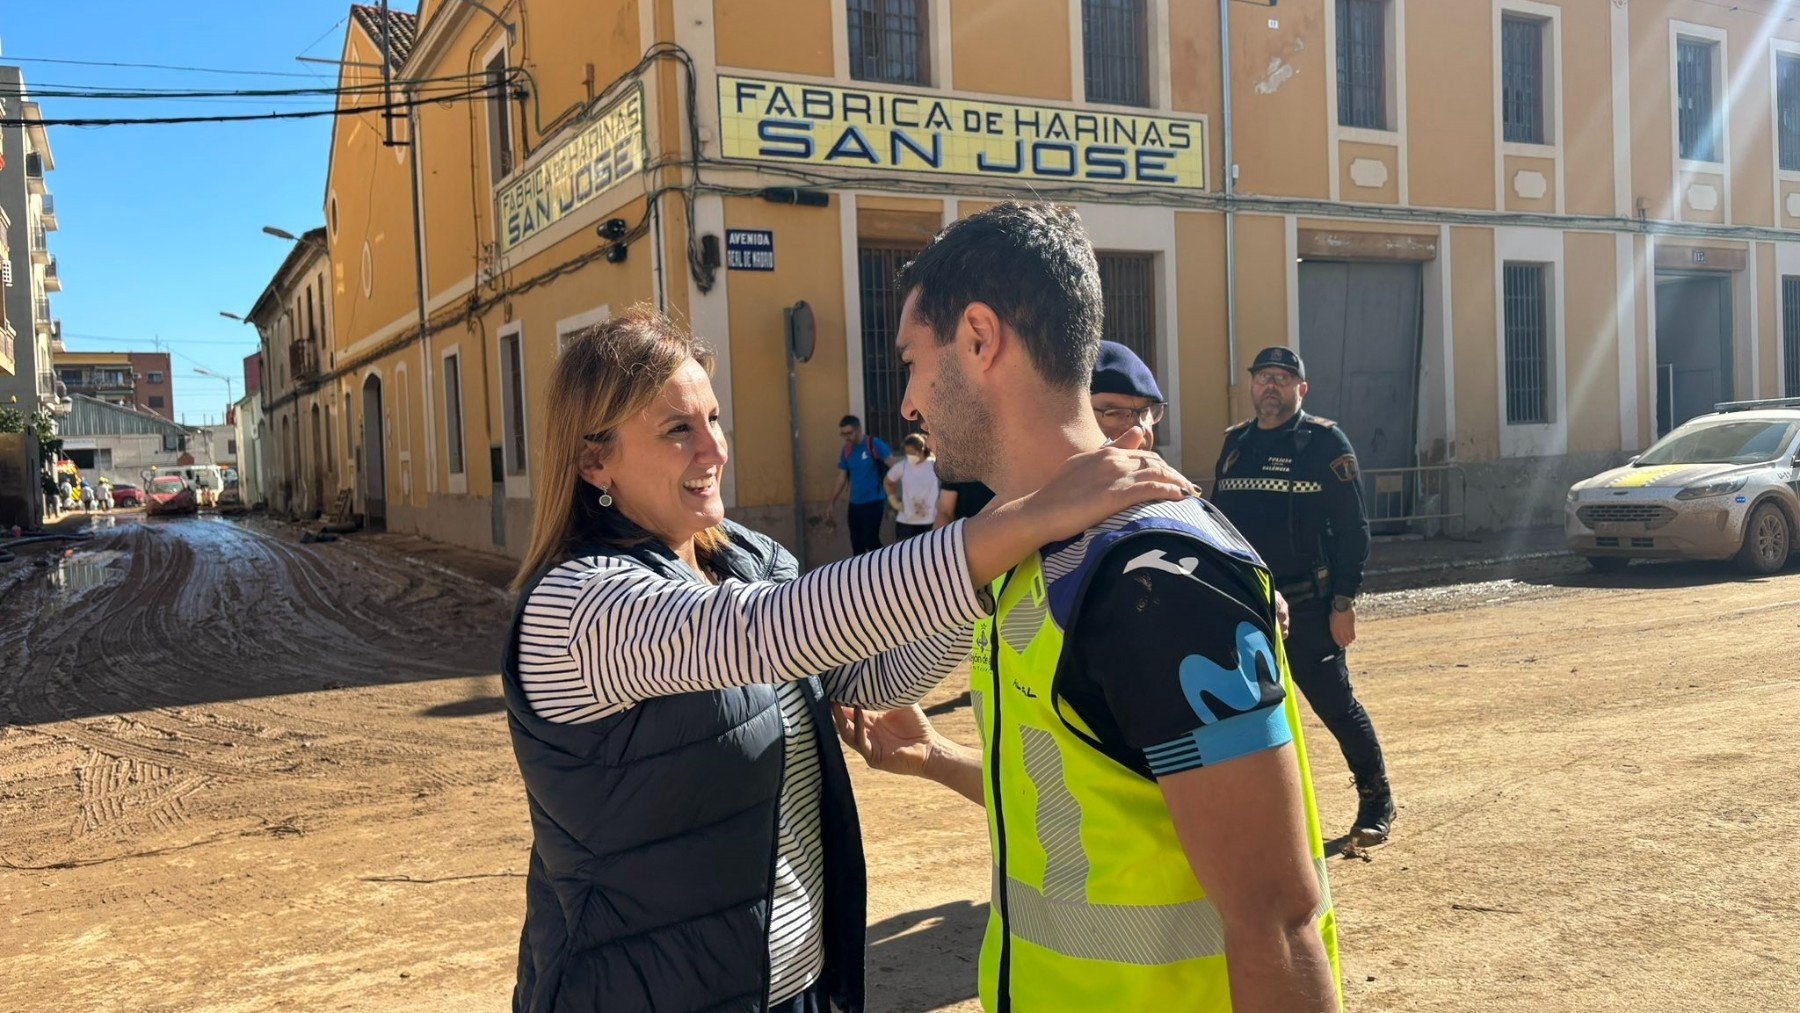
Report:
502,307,1190,1012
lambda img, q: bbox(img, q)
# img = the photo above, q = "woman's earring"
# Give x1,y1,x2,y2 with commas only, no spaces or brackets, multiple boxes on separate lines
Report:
598,487,614,508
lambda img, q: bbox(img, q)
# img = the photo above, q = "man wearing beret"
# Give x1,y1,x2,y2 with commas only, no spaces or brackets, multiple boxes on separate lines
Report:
1211,346,1395,848
1090,340,1168,449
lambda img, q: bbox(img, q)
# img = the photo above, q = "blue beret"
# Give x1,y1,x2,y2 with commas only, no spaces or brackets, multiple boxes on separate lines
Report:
1091,340,1164,401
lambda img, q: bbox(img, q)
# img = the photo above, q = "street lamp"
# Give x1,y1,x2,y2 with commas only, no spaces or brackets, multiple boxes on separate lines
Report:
191,367,237,423
262,225,324,249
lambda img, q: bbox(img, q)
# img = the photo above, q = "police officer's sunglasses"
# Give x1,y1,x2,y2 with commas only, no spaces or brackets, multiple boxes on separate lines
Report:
1251,370,1301,388
1093,403,1167,428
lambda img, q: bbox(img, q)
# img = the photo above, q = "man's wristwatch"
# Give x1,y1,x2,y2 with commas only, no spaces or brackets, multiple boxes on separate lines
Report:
1331,594,1356,613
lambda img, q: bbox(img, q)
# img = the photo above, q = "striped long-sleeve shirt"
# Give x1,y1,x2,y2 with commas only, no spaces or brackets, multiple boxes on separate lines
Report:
516,523,986,1004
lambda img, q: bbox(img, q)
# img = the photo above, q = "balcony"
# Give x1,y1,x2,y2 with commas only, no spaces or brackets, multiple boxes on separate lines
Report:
35,315,57,339
34,296,51,321
61,368,134,397
40,194,57,231
29,227,49,265
25,153,46,195
289,340,321,381
43,256,61,292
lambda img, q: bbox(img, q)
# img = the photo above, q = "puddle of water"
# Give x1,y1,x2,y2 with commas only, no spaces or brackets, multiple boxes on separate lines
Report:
48,550,128,601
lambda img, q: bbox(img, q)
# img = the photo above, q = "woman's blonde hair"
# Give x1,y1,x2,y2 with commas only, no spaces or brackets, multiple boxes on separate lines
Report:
511,307,726,591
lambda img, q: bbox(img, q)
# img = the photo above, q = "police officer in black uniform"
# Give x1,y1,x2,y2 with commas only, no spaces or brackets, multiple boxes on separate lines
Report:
1211,346,1395,846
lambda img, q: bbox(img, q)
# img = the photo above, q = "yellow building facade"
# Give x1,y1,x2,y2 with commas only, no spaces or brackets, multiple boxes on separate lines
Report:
319,0,1800,559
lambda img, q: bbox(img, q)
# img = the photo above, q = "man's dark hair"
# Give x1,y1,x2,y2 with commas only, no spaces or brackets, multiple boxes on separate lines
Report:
895,201,1103,391
839,414,861,429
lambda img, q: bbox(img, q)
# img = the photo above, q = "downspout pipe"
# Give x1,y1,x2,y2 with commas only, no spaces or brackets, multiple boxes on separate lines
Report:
1219,0,1239,393
409,92,432,506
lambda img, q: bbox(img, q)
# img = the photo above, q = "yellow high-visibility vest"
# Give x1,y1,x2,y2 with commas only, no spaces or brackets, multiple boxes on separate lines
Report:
969,542,1340,1011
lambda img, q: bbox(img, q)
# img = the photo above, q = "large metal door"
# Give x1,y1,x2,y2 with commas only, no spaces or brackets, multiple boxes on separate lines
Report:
1297,261,1423,473
1655,274,1733,434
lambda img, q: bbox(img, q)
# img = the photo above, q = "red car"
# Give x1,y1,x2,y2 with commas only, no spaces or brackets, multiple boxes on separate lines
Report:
109,482,145,508
144,475,198,516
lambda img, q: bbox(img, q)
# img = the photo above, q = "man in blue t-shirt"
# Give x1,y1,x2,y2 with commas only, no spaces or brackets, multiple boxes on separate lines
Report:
825,414,893,555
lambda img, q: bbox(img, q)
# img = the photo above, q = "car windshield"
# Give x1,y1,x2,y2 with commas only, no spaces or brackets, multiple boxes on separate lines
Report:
150,477,186,493
1634,419,1800,466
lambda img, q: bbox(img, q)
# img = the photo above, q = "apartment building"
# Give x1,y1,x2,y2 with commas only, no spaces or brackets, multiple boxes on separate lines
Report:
0,62,70,528
51,350,174,417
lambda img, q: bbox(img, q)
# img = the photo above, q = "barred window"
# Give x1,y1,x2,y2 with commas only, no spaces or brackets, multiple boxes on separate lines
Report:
1096,252,1163,439
857,245,923,446
1096,253,1157,377
1501,15,1545,145
1677,37,1719,163
1337,0,1387,130
1779,55,1800,172
848,0,926,85
1503,263,1550,425
1083,0,1150,108
1784,276,1800,397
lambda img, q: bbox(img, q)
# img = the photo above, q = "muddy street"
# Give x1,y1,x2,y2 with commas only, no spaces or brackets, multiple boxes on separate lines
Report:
3,521,1799,1011
1,517,527,1011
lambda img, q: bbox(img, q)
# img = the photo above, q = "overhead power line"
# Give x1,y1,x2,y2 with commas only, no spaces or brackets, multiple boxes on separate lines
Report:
0,54,329,78
2,70,501,102
0,82,492,127
59,333,258,348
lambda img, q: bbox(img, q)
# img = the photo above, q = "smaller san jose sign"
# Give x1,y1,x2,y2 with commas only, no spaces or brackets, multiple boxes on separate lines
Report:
498,86,645,252
725,229,775,271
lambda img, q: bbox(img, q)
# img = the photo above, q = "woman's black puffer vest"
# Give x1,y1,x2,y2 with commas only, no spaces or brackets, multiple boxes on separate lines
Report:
501,521,866,1012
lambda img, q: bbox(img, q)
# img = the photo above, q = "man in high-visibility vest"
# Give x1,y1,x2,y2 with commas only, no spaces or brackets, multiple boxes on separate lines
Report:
836,201,1340,1011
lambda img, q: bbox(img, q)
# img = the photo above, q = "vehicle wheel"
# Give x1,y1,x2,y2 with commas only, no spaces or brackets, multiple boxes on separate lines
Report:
1585,556,1630,574
1734,502,1792,575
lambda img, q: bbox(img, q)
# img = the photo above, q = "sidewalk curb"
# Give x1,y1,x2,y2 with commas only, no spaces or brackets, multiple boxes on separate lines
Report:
1367,547,1572,578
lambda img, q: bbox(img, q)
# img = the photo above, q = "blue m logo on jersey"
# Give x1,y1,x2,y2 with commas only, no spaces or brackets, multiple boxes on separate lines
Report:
1178,622,1274,724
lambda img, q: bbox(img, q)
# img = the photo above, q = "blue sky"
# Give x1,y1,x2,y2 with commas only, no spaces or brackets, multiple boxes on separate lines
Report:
5,2,414,425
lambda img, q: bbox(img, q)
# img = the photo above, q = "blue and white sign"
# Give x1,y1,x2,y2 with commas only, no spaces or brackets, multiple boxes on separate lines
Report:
726,229,775,271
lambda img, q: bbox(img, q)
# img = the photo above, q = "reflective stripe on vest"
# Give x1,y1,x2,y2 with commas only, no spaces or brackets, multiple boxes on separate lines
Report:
971,535,1342,1012
998,856,1334,966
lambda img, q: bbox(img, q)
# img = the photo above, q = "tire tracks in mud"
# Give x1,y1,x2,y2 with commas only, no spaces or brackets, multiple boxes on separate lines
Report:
0,516,514,870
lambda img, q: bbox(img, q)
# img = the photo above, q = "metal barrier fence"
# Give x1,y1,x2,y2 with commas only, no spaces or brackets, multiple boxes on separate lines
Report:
1362,464,1466,536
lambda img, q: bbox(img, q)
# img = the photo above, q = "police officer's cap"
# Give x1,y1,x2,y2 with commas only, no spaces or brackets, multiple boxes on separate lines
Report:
1249,346,1306,381
1091,341,1164,401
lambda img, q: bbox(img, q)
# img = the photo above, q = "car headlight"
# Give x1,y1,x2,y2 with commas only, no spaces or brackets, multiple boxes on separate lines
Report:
1567,487,1580,503
1674,477,1747,500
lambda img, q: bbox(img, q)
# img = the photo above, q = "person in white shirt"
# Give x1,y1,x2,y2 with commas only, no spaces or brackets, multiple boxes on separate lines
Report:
884,433,940,540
